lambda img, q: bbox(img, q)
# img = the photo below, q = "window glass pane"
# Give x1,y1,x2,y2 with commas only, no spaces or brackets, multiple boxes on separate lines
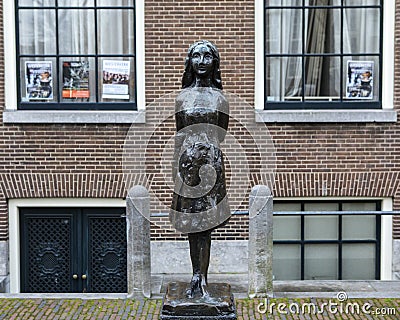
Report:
19,0,54,6
97,9,134,54
19,10,56,55
304,202,339,211
273,245,301,280
342,202,377,211
305,244,338,280
61,58,95,102
267,0,302,6
265,9,302,54
266,57,302,102
305,9,340,54
343,8,380,54
343,215,376,240
344,0,380,5
58,9,95,55
97,0,134,6
305,215,338,240
342,244,375,279
309,0,338,5
274,203,301,212
21,58,57,102
304,56,340,101
344,56,379,101
274,216,301,240
58,0,94,6
99,57,135,103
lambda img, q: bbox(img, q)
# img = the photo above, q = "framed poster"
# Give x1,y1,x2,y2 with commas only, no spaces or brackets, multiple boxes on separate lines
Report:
346,61,374,99
102,60,130,100
62,61,90,99
25,61,53,100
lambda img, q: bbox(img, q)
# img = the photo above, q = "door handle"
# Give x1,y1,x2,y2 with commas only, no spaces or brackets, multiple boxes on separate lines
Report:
73,274,87,280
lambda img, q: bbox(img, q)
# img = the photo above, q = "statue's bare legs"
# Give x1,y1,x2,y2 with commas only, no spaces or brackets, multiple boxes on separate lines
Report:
186,230,211,298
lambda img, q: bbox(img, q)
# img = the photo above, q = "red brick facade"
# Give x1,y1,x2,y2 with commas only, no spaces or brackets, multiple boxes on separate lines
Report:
0,0,399,242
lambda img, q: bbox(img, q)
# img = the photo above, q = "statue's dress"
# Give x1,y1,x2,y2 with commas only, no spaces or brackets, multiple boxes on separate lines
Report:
170,87,231,233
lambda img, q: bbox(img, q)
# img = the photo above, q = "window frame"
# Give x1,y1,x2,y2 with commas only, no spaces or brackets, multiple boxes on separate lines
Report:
273,199,382,280
254,0,397,123
8,198,126,294
3,0,145,123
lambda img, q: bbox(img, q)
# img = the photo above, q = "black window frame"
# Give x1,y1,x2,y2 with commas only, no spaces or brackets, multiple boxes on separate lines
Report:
273,200,381,280
15,1,137,111
264,0,383,110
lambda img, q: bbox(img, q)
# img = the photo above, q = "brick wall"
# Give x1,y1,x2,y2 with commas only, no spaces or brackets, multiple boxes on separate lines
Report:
0,0,399,242
144,0,255,102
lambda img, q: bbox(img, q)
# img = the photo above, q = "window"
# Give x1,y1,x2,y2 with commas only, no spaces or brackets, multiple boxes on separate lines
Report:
255,0,396,122
19,207,127,293
16,0,136,110
8,198,127,293
265,0,382,109
273,200,381,280
4,0,145,123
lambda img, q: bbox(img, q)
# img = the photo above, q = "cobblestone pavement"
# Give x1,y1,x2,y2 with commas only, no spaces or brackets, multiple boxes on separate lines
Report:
0,298,399,319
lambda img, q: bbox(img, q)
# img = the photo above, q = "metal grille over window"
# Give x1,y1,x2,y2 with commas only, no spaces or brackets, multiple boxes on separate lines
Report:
88,217,127,293
24,217,72,293
20,208,128,293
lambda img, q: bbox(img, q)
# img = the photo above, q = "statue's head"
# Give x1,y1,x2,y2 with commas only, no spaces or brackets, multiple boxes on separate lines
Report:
182,40,223,90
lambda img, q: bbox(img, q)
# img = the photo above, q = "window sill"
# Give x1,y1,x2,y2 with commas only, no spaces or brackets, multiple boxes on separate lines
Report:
255,109,397,123
3,110,145,124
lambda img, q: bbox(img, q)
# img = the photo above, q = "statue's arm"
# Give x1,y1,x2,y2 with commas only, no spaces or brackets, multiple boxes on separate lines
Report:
218,99,229,142
172,112,185,182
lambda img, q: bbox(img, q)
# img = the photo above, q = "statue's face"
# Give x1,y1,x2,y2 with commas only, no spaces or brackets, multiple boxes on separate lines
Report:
191,44,214,78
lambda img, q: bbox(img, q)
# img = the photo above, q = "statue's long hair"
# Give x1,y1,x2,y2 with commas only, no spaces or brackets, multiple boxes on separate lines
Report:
181,40,223,90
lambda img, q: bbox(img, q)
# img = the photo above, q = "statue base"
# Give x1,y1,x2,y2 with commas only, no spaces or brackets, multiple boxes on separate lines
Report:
160,281,237,320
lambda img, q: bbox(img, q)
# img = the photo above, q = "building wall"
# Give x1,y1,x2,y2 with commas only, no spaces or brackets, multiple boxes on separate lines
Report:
0,0,399,252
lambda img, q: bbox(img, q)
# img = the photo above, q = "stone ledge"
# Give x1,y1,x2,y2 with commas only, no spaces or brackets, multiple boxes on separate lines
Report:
255,109,397,123
151,241,248,274
3,110,145,124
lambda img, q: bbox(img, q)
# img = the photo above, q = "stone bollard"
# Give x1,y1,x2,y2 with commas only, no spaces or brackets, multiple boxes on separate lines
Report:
126,185,151,298
248,185,273,298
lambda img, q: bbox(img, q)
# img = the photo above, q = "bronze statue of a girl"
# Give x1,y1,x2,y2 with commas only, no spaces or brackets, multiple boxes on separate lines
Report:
170,40,231,298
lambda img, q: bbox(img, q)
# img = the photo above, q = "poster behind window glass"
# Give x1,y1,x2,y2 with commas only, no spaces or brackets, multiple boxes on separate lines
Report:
62,61,90,99
346,61,374,100
25,61,53,100
102,60,130,100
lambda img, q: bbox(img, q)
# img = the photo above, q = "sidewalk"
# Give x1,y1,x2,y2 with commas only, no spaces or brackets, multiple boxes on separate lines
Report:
0,277,399,319
0,296,399,319
152,273,400,299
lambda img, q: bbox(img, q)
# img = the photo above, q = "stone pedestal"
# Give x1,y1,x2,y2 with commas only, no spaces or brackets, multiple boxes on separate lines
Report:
160,282,237,320
248,185,273,298
126,185,151,298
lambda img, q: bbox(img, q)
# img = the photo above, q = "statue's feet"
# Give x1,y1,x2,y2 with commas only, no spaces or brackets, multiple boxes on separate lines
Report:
186,273,208,298
200,274,209,297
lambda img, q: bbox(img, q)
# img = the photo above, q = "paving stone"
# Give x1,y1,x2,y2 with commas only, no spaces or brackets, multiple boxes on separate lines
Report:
0,297,398,319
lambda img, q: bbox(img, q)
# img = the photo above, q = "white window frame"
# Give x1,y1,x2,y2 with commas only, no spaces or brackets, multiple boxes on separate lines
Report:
255,0,397,123
274,197,393,280
2,0,145,124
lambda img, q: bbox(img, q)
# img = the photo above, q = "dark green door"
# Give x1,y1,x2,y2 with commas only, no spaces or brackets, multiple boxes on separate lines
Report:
20,207,127,293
